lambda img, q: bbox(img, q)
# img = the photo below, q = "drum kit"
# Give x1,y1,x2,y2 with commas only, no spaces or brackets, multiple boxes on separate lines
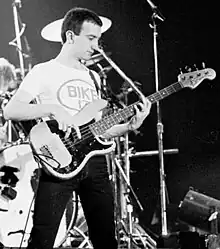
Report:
0,11,158,249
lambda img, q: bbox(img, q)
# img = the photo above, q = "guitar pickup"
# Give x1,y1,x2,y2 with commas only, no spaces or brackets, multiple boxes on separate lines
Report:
39,145,53,159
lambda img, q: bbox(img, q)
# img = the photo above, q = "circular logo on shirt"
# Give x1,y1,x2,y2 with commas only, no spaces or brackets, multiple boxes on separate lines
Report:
57,79,98,111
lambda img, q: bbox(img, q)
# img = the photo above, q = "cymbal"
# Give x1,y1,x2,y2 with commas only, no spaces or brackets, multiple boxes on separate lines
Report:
41,16,112,42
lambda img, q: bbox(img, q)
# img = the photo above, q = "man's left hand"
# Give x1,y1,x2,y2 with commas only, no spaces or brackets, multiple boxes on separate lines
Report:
128,98,151,131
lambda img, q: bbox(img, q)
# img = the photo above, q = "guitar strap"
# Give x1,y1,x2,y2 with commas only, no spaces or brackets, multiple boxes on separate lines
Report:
89,70,116,117
89,70,108,99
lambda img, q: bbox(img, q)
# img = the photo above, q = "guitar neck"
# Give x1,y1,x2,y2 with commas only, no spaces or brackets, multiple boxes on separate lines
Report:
90,81,183,136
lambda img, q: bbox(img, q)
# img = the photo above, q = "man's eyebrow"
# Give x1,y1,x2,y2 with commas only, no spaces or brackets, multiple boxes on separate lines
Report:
87,34,101,39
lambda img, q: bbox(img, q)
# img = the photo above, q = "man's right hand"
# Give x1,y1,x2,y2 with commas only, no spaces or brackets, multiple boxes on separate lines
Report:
51,105,81,139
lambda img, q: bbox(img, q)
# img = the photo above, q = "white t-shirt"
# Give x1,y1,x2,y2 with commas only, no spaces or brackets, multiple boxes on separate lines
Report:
18,59,101,116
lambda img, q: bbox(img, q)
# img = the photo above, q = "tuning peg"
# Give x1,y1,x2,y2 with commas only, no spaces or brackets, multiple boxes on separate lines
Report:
184,66,192,72
202,62,206,68
193,64,198,70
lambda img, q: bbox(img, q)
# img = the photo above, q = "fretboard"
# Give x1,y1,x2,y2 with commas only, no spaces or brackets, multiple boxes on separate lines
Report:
90,81,183,135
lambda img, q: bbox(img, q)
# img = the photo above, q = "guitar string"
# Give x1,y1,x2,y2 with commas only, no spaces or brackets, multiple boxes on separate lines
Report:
59,117,119,148
62,126,93,147
61,120,114,148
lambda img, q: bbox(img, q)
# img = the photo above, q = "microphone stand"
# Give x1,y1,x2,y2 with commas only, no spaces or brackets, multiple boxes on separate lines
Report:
11,0,25,79
95,51,156,249
8,0,32,143
10,0,33,78
4,0,24,143
147,1,168,236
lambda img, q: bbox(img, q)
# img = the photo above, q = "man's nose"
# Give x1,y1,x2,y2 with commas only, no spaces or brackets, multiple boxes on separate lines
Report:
91,42,99,52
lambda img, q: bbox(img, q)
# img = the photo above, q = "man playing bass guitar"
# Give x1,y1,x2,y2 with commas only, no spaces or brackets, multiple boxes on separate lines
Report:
3,7,151,249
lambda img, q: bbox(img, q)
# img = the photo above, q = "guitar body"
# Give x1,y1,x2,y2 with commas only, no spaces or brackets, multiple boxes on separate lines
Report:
30,100,116,180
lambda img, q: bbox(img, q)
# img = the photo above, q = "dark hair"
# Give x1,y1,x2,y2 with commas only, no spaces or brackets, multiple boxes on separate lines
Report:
61,7,102,43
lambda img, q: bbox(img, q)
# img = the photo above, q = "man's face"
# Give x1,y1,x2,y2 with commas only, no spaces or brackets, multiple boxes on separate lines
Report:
72,21,101,60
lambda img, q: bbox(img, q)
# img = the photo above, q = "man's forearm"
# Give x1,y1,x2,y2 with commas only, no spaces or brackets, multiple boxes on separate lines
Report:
3,101,54,121
102,122,132,139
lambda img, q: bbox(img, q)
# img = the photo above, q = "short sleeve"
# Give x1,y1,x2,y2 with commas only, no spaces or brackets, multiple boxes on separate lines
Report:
17,64,44,99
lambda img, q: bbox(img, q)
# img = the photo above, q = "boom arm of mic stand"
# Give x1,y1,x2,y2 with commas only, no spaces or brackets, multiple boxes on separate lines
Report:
96,48,147,105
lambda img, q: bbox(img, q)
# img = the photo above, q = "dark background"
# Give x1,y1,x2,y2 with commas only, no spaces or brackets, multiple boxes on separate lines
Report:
0,0,219,235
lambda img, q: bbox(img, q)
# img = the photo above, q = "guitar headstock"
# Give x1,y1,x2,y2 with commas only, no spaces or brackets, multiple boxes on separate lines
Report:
178,68,216,89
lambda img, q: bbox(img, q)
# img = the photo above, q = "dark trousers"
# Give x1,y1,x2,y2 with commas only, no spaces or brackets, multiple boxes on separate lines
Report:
27,156,117,249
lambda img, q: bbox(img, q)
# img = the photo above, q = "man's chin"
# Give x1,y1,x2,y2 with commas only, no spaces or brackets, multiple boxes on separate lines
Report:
84,54,93,61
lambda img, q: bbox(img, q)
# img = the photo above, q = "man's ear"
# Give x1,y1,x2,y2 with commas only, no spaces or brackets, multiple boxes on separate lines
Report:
66,30,75,44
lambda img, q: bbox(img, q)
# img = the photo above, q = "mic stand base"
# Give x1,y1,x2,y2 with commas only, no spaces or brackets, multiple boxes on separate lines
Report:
117,219,157,249
113,157,157,249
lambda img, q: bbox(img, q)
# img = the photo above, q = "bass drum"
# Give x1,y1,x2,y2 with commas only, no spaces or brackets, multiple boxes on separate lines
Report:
0,143,78,247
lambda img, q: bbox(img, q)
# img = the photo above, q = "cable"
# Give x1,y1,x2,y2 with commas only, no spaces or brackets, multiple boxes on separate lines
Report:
32,151,61,169
18,157,42,248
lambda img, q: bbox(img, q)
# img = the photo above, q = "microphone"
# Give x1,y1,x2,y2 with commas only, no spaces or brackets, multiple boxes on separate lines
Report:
146,0,157,9
13,0,22,8
146,0,165,22
98,65,112,77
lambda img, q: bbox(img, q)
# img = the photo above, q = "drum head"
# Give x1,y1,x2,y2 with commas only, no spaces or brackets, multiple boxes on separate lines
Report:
0,143,79,247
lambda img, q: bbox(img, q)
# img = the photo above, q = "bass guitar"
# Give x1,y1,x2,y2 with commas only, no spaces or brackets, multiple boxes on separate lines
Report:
29,68,216,179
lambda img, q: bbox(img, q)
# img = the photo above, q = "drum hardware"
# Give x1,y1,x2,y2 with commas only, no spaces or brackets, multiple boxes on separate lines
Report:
124,148,179,158
0,92,29,144
110,137,157,249
8,0,32,93
54,194,91,248
1,186,17,201
0,143,79,248
2,0,34,146
0,165,19,187
116,80,142,100
10,0,25,79
0,97,14,143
